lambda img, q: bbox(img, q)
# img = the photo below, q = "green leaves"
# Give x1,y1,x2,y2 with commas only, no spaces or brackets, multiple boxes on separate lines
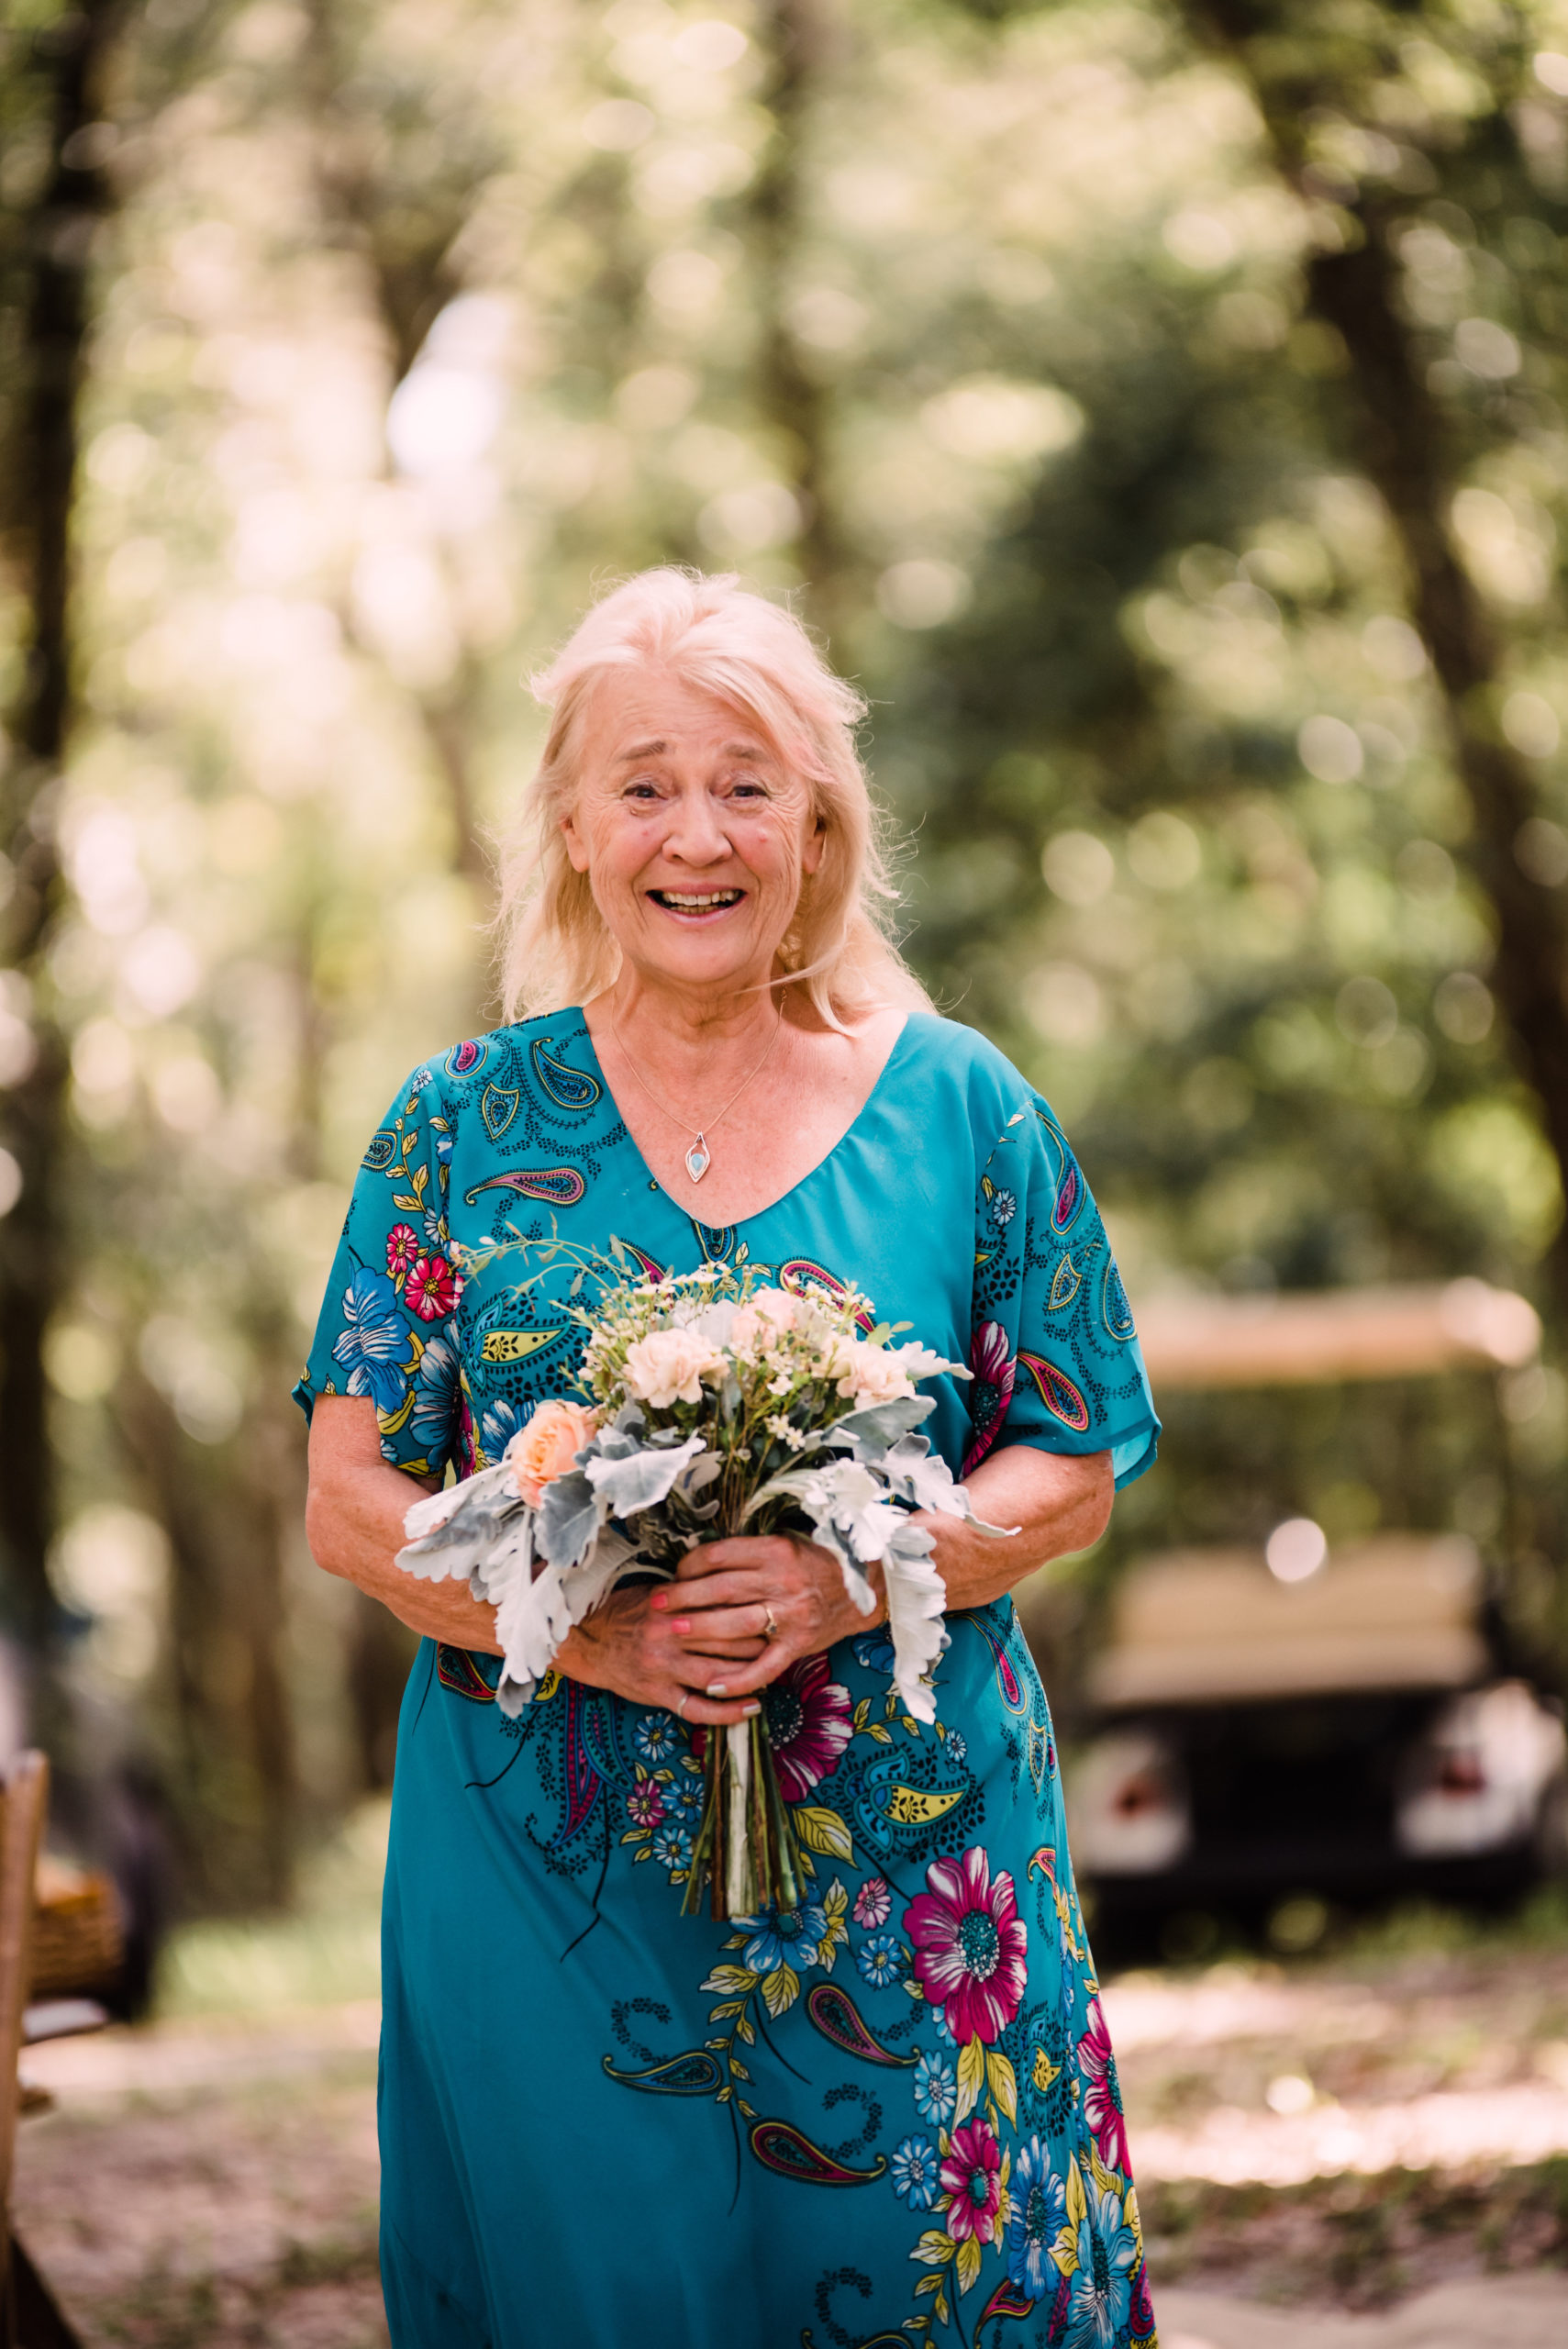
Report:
817,1876,849,1971
762,1963,800,2020
699,1964,757,1998
986,2047,1018,2126
795,1804,853,1861
911,2231,953,2267
955,2033,986,2124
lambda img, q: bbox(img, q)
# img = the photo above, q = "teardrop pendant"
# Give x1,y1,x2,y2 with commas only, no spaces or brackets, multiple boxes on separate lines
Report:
685,1136,712,1183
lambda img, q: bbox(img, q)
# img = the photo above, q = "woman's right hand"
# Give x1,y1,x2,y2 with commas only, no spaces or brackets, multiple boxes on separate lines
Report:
556,1584,767,1727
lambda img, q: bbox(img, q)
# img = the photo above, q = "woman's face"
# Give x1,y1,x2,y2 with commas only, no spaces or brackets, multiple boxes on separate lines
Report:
562,667,824,1000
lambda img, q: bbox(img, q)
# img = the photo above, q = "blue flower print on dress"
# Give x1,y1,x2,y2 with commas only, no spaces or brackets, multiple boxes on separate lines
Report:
332,1266,411,1414
650,1824,693,1874
1006,2136,1067,2300
855,1930,903,1989
912,2049,956,2128
632,1712,681,1765
1065,2176,1140,2346
853,1627,896,1675
661,1769,705,1828
889,2135,940,2210
479,1395,528,1468
412,1328,461,1450
740,1901,828,1975
990,1187,1017,1228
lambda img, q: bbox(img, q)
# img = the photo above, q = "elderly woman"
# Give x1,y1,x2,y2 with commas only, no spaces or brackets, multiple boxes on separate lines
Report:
298,571,1160,2349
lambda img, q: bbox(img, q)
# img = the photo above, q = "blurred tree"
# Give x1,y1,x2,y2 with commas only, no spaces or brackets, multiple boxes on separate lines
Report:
748,0,840,620
0,0,128,1670
301,0,507,903
1184,0,1568,1326
868,0,1568,1684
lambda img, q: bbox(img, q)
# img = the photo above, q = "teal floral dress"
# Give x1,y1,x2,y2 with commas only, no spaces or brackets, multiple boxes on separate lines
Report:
295,1011,1161,2349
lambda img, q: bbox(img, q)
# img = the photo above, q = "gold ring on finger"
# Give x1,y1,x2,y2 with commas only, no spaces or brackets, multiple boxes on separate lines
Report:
762,1605,779,1641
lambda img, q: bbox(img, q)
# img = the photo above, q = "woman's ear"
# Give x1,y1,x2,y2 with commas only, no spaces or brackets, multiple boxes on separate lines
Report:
801,812,827,878
560,805,592,874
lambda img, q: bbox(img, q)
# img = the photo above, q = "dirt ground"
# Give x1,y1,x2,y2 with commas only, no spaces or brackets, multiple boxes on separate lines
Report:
13,1933,1568,2346
16,2013,384,2348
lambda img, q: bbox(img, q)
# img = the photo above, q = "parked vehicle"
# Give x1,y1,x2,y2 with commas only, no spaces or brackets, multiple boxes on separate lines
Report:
1064,1281,1567,1932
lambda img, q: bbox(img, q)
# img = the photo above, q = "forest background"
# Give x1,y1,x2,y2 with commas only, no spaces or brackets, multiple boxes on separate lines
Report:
2,0,1567,1920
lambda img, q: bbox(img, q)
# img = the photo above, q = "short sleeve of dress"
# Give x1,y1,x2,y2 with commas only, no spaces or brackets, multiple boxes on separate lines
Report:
966,1093,1158,1490
291,1062,463,1480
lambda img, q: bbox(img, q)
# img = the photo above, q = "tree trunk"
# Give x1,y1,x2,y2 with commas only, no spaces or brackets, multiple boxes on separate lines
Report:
113,1364,299,1907
751,0,843,629
0,2,125,1651
1304,219,1568,1319
1185,4,1568,1321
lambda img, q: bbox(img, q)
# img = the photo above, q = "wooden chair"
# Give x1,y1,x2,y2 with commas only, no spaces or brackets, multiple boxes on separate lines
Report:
0,1755,83,2349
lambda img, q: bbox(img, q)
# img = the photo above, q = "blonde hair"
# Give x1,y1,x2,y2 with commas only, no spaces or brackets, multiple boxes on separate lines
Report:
494,568,930,1026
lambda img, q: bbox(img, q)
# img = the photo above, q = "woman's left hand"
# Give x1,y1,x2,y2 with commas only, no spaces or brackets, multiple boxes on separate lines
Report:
651,1534,875,1699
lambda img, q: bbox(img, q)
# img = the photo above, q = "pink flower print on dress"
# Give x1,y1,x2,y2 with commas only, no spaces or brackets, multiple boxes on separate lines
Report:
940,2115,1002,2245
962,1319,1017,1475
626,1780,665,1831
1129,2254,1156,2343
406,1254,459,1321
1077,1993,1130,2176
853,1876,892,1928
904,1845,1028,2045
762,1655,853,1802
386,1223,419,1278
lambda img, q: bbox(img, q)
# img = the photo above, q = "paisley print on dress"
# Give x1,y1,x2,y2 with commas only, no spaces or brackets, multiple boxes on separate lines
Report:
462,1166,587,1208
966,1085,1155,1486
1019,1350,1091,1432
531,1034,602,1109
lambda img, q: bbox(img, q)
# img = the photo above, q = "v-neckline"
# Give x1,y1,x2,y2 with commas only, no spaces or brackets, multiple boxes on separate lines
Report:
572,1008,916,1229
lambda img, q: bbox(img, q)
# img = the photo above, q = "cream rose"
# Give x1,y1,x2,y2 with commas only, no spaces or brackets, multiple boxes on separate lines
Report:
621,1325,728,1409
504,1398,598,1508
836,1341,917,1406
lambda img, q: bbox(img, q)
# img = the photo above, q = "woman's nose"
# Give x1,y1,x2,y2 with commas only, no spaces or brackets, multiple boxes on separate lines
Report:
662,788,730,863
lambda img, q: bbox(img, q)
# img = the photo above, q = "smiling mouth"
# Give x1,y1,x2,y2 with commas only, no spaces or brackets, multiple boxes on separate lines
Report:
648,888,745,913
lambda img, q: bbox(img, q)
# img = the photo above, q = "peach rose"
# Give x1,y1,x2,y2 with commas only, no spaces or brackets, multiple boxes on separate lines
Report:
504,1398,597,1508
728,1287,798,1353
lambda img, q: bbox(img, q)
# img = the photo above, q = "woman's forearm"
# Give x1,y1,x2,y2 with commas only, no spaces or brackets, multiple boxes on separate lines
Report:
920,1444,1113,1613
306,1406,504,1653
305,1392,1110,1676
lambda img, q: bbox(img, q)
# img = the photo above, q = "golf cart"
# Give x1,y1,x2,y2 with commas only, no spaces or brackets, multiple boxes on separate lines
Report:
1062,1281,1568,1937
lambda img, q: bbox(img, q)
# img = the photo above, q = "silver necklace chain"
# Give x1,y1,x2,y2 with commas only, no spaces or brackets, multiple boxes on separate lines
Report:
607,999,784,1185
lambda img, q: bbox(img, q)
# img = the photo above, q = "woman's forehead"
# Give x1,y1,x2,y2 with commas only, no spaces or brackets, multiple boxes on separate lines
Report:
583,667,780,763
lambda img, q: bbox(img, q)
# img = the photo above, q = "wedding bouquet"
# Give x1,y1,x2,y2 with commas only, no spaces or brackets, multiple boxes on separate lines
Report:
395,1252,1012,1918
